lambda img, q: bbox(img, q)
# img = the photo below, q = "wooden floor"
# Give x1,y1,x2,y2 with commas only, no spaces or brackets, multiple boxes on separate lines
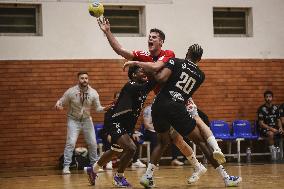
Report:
1,163,284,189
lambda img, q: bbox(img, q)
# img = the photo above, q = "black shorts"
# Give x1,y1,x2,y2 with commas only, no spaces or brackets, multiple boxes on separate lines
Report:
104,112,136,146
152,94,196,136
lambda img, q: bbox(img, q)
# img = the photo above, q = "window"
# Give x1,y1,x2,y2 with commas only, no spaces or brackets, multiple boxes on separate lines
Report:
104,6,145,36
0,3,42,36
213,7,252,37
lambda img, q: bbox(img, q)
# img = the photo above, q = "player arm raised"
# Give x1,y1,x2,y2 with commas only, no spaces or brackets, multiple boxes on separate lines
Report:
98,17,134,60
153,67,172,83
123,60,165,73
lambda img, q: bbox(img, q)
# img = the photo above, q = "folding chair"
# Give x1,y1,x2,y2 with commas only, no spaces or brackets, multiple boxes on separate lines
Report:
94,123,104,156
210,120,238,161
232,120,258,140
210,120,236,140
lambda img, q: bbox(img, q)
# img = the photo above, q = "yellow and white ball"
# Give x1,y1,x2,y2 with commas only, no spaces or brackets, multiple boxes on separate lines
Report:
88,2,104,18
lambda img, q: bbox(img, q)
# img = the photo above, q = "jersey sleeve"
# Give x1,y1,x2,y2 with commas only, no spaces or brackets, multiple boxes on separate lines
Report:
158,50,175,62
164,58,176,71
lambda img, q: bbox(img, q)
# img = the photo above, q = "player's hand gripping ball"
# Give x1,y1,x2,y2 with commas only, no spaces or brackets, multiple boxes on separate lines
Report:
88,2,104,18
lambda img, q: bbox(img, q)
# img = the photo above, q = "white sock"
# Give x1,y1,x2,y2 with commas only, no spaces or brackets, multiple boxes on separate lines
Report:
145,163,156,178
269,145,275,152
207,136,221,151
216,165,229,179
186,154,199,167
116,172,124,177
92,162,102,173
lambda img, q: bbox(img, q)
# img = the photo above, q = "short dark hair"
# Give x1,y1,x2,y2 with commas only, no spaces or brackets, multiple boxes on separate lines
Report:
150,28,165,42
186,44,203,62
128,65,140,80
77,71,88,78
264,90,273,97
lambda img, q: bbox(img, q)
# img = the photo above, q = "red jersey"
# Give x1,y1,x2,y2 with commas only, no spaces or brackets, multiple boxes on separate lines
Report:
132,49,175,63
132,50,175,94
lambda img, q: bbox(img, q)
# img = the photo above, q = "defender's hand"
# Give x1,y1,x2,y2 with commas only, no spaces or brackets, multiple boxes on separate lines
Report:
123,61,137,71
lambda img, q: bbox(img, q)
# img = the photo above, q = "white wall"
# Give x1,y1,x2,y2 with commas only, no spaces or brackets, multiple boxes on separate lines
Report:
0,0,283,60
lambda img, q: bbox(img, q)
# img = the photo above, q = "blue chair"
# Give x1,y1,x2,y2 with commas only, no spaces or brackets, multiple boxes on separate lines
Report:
210,120,236,140
232,120,258,139
210,120,240,162
94,123,104,156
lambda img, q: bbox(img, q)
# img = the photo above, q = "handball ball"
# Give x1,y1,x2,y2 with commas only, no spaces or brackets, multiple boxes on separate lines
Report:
88,2,104,18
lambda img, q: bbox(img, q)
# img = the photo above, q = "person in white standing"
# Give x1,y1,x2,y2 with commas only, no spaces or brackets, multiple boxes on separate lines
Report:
55,71,107,174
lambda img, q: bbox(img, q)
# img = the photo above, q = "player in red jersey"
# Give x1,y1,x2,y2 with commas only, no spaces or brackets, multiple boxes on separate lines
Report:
97,17,223,184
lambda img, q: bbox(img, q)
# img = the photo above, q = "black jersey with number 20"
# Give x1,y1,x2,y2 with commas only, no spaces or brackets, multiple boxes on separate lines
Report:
159,58,205,103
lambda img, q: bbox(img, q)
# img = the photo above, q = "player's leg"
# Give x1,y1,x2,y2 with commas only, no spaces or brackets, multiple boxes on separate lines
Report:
188,104,225,164
194,115,226,164
187,126,242,187
267,130,276,151
85,148,120,185
140,131,171,188
113,134,137,187
169,128,207,184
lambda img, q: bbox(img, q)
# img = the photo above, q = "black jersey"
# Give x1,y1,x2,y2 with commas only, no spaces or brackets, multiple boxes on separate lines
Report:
257,104,280,128
279,103,284,118
112,80,155,120
158,58,205,103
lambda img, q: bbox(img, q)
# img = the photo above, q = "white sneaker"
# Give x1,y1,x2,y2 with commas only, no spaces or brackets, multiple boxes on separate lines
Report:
187,163,207,184
213,149,226,164
62,166,71,174
106,161,113,170
171,159,184,166
224,176,242,187
132,159,146,168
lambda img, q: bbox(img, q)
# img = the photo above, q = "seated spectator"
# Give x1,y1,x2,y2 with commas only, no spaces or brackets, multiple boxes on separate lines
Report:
257,90,284,152
279,103,284,127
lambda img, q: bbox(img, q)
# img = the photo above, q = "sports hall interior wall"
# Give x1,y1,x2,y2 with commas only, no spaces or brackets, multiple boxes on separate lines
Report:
0,59,283,169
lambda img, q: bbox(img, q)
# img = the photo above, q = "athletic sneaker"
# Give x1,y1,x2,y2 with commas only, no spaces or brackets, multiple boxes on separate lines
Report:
213,149,226,164
113,174,131,187
132,159,146,168
62,166,71,174
140,174,155,188
224,176,242,187
84,167,98,185
187,163,207,184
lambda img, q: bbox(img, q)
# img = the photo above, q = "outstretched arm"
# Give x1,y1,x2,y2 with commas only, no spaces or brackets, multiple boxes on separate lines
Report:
98,17,134,60
154,67,172,83
123,60,171,83
123,60,165,73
